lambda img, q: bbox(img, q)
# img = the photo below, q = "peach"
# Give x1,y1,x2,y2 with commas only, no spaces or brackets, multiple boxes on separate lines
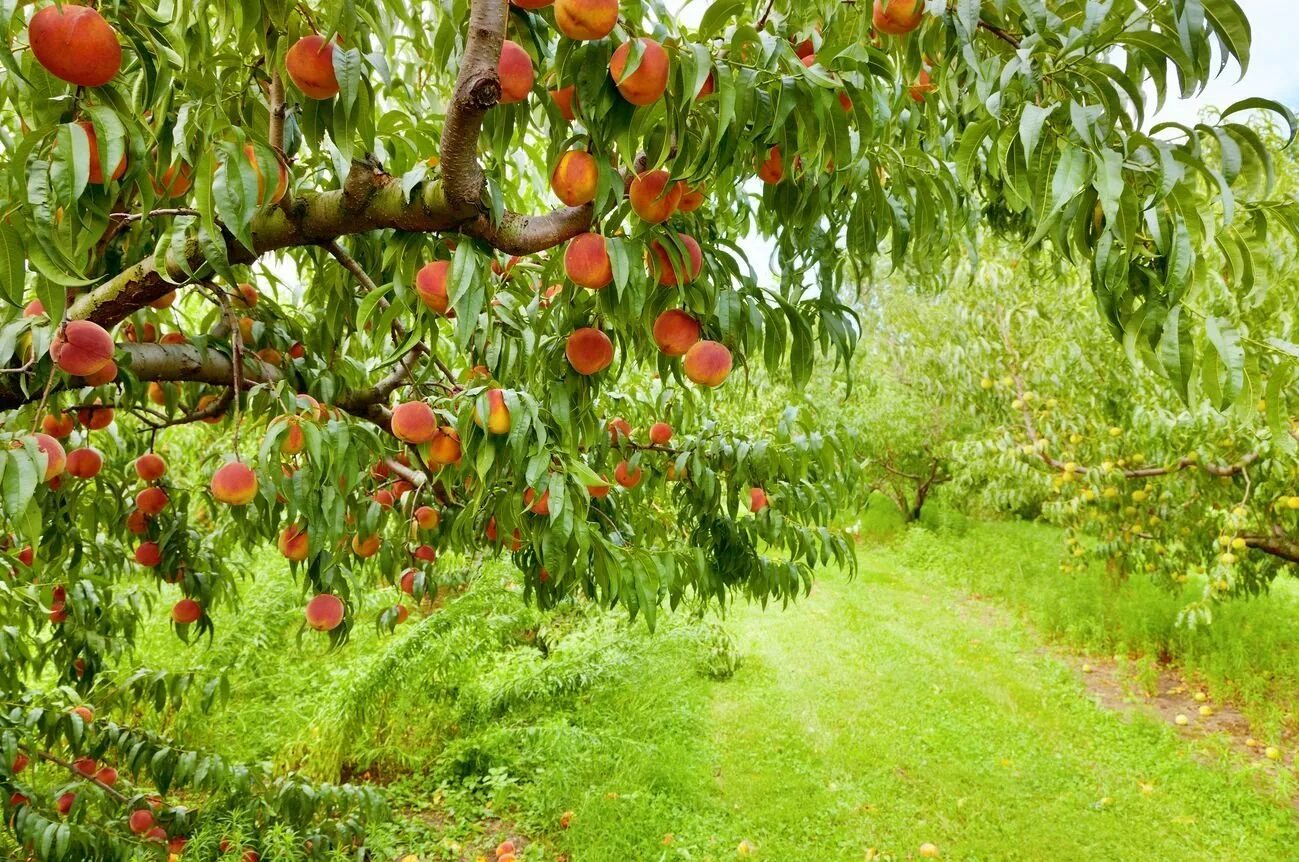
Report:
609,38,670,106
629,170,682,223
57,792,76,816
399,568,419,595
793,36,815,59
394,604,410,623
391,400,437,444
351,533,380,558
134,541,161,567
757,146,784,184
524,487,551,515
305,594,345,631
126,510,149,534
614,460,642,488
649,233,703,286
588,478,611,498
566,327,614,375
72,120,127,185
243,144,288,205
72,705,93,723
82,360,118,385
473,389,511,435
873,0,925,35
94,766,117,786
278,524,309,561
749,487,769,512
414,506,440,530
428,426,463,465
23,299,46,318
136,486,169,516
652,309,701,356
29,3,122,87
42,412,74,438
30,433,66,481
280,419,305,455
649,422,672,445
416,260,451,314
65,447,102,479
695,72,715,99
413,544,437,562
127,809,156,835
160,331,187,345
607,417,631,443
498,40,535,104
909,68,934,102
677,183,706,212
683,340,732,386
551,150,599,206
550,86,578,121
147,382,167,405
235,282,259,308
73,757,96,776
555,0,619,41
564,233,614,289
50,319,114,376
154,163,192,198
197,394,226,424
210,461,258,506
171,598,202,624
151,291,178,312
12,752,28,774
372,489,396,508
286,34,340,99
135,453,167,481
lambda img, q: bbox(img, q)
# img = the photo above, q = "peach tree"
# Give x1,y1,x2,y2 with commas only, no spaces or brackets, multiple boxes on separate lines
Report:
0,0,1291,856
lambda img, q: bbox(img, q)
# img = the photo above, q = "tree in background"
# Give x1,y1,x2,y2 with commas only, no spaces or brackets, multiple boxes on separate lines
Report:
0,0,1292,855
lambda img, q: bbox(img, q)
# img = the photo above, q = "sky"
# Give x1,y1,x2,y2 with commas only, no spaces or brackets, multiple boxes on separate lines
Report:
664,0,1299,279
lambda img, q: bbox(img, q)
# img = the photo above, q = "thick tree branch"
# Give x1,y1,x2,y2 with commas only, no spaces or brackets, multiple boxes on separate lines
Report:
1243,530,1299,565
440,0,508,211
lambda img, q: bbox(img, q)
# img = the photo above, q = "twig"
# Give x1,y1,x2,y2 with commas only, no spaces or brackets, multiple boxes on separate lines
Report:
978,19,1022,49
269,69,286,154
109,208,200,224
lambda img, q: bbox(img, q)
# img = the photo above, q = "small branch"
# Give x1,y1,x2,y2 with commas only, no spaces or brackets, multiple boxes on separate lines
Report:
109,208,200,224
385,457,427,488
269,69,286,154
978,19,1022,49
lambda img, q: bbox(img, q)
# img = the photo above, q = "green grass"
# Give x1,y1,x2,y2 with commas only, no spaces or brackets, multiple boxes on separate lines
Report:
128,506,1299,860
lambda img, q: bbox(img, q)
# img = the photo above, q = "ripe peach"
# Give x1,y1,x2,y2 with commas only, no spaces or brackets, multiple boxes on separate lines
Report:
278,524,309,561
607,417,631,443
135,453,167,481
524,487,551,515
160,331,187,345
394,604,410,623
873,0,925,35
399,568,419,595
56,792,76,816
29,3,122,88
695,72,715,99
305,594,344,632
428,426,463,465
127,808,157,834
23,299,46,318
42,412,74,438
414,506,440,530
757,147,784,184
286,34,339,99
73,757,96,776
564,233,614,289
65,446,102,479
72,705,93,723
352,534,380,558
749,487,768,512
126,510,149,535
413,544,437,562
609,38,670,105
136,487,169,516
12,752,28,774
683,340,732,386
614,460,642,488
77,403,114,430
555,0,619,41
280,419,305,455
566,327,614,375
649,233,703,286
30,433,66,481
134,541,161,567
588,478,611,498
652,309,702,356
171,598,202,624
154,163,192,198
909,68,934,102
551,150,599,206
497,842,517,857
550,85,578,121
210,461,258,506
677,183,706,212
196,394,226,424
649,422,672,445
372,489,396,508
147,382,167,405
235,283,259,308
793,36,815,59
474,389,511,435
498,40,535,104
82,360,118,385
94,766,117,786
50,319,114,376
629,170,682,223
391,400,437,444
243,144,288,205
71,120,127,185
416,260,451,314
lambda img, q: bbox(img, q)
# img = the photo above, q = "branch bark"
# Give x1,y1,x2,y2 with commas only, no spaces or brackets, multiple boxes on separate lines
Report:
440,0,508,211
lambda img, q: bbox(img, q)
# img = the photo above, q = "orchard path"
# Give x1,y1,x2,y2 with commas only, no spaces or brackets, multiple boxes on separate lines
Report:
553,548,1299,861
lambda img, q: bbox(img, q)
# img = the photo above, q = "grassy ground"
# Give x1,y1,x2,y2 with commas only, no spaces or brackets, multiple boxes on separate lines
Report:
512,534,1298,861
129,505,1299,860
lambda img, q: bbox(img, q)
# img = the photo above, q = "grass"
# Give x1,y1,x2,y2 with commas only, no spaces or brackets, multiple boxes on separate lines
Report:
126,503,1299,860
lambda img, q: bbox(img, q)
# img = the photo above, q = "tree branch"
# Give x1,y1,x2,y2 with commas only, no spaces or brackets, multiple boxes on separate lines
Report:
440,0,508,211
